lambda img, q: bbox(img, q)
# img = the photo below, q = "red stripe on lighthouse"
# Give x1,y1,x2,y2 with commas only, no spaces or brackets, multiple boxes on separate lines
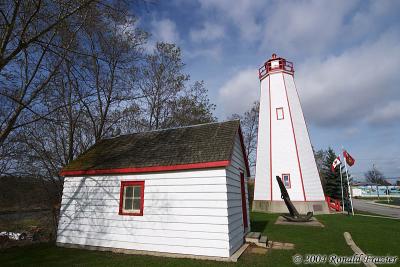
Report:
268,75,273,201
282,73,307,201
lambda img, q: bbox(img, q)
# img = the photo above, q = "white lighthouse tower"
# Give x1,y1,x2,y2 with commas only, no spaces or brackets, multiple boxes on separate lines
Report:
253,54,329,214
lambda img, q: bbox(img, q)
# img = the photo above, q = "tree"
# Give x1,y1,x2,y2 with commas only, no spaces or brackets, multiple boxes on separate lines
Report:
0,0,97,146
364,166,390,185
320,148,343,199
76,6,146,141
138,42,189,130
314,148,327,191
0,5,218,227
166,81,216,127
229,101,259,174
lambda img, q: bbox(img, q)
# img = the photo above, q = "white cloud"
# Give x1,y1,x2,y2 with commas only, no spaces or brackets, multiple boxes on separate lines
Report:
261,1,356,55
217,68,259,118
185,44,223,60
190,22,225,43
367,101,400,125
295,31,400,127
151,18,180,44
198,0,264,42
145,18,180,52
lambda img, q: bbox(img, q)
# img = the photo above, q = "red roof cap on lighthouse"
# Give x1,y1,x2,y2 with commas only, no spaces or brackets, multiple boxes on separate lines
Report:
258,53,294,80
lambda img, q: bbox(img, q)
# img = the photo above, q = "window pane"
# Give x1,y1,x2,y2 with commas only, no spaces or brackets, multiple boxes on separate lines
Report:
283,175,290,187
124,198,133,210
277,108,284,120
133,199,140,210
125,186,133,197
133,186,141,197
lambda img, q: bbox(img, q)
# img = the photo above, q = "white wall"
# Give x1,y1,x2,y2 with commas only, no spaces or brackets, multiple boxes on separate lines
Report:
225,133,250,255
270,72,304,201
283,73,325,201
254,75,271,201
57,168,234,258
254,71,325,202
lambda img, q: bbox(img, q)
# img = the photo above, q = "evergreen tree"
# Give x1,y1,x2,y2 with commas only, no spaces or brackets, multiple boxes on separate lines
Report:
321,147,342,199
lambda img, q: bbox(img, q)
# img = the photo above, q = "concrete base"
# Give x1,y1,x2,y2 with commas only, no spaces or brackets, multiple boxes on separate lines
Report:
56,242,247,262
252,200,330,214
275,216,324,227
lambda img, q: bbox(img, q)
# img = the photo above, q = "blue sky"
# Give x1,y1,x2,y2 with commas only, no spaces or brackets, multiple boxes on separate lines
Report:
136,0,400,182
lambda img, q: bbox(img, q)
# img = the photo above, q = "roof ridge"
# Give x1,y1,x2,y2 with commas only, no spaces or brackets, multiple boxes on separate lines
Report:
104,120,240,140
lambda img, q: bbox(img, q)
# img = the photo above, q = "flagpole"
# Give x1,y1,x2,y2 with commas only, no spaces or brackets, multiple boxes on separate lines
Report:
343,147,354,216
339,163,345,214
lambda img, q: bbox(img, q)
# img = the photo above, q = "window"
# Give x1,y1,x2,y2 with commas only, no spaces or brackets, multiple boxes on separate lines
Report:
276,107,284,120
119,181,144,216
282,174,291,188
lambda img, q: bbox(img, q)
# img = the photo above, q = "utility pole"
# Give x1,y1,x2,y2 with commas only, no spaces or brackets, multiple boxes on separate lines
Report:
373,164,379,199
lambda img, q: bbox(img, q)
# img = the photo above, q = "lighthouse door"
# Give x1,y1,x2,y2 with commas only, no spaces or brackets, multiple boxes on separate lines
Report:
240,172,248,230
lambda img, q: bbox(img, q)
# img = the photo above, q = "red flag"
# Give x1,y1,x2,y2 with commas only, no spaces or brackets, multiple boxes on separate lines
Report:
331,156,341,172
343,150,355,166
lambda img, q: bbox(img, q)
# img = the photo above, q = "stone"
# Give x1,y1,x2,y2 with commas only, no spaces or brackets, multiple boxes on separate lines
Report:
245,232,261,243
275,216,325,227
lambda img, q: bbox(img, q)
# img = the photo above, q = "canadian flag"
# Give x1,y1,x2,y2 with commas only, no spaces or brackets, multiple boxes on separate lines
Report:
331,156,341,172
343,150,355,166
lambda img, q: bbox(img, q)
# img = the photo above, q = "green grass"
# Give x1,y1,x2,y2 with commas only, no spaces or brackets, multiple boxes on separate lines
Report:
1,213,399,267
376,198,400,206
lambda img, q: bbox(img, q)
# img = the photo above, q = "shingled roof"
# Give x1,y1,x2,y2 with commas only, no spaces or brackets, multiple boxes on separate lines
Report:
60,120,249,176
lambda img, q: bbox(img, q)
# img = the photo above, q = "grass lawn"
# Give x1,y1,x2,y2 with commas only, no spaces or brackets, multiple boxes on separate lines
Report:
376,198,400,206
1,212,399,267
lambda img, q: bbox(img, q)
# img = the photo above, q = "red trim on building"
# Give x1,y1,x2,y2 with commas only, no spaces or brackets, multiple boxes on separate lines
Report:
268,75,273,201
282,173,291,188
60,160,230,176
240,172,248,229
276,107,284,120
282,73,307,201
119,180,145,216
238,126,251,177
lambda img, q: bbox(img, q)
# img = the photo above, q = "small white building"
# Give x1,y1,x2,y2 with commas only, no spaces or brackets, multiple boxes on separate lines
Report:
57,120,250,259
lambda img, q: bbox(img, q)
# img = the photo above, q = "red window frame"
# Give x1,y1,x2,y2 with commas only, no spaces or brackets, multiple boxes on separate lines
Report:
119,181,145,216
282,173,291,188
276,107,284,120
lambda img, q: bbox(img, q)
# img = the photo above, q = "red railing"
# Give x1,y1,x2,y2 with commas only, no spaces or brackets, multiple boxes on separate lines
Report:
258,58,294,80
325,196,342,212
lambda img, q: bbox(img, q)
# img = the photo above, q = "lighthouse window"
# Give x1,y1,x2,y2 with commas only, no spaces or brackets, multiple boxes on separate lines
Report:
282,174,291,188
276,107,284,120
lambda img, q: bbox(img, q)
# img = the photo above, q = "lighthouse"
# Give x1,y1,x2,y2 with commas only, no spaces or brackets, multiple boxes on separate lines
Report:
253,54,329,214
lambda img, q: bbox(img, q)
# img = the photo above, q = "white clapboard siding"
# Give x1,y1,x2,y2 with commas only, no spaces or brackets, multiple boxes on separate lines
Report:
58,213,230,225
58,219,230,233
60,206,243,217
57,236,230,257
61,192,233,201
58,227,229,240
63,177,228,188
65,169,226,181
62,184,229,194
57,167,235,258
61,199,229,209
58,232,229,249
225,133,251,255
